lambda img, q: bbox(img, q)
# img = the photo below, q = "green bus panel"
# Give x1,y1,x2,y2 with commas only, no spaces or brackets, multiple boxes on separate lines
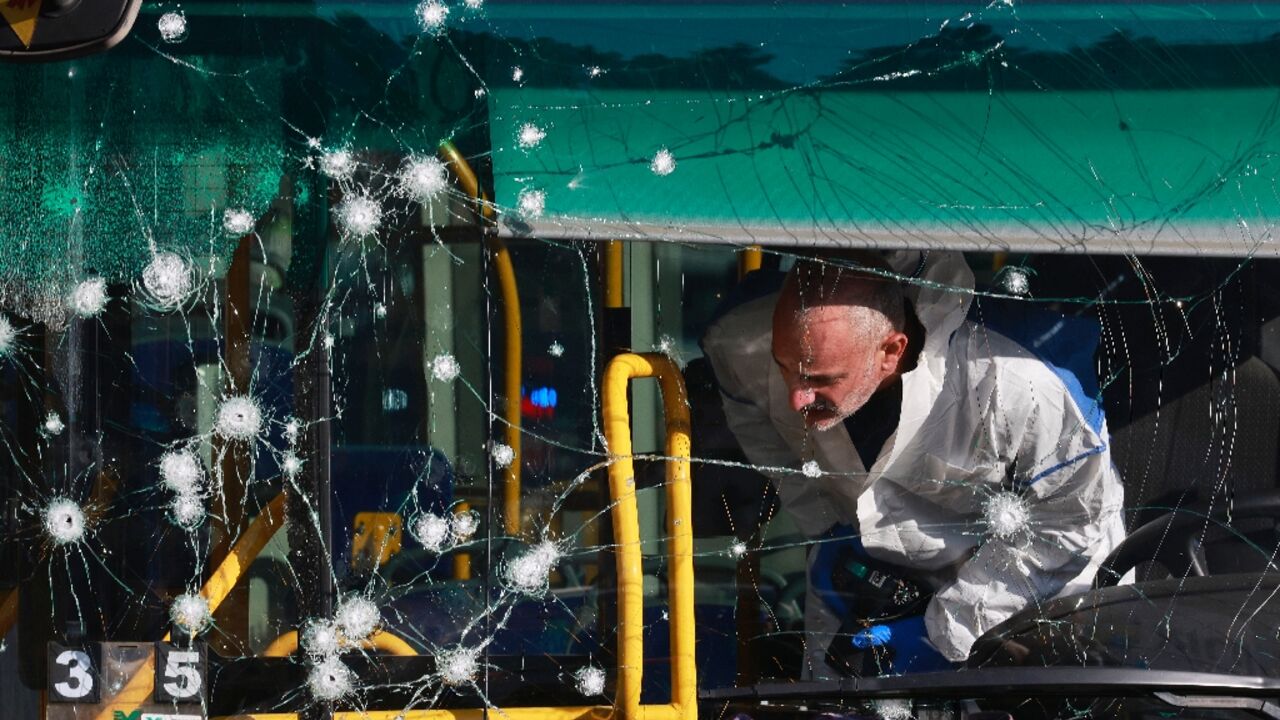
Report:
490,86,1280,255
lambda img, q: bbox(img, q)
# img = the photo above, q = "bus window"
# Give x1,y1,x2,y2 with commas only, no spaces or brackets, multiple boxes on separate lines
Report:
3,2,1280,719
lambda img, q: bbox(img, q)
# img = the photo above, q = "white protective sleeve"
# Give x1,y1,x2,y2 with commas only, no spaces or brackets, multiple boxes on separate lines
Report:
924,351,1126,661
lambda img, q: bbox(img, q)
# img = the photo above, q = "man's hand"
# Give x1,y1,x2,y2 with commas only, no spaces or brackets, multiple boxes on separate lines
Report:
811,524,951,675
834,615,956,675
810,524,930,623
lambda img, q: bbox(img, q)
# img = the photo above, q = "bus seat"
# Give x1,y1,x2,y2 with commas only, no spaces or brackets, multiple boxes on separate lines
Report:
1105,355,1280,576
330,446,453,578
1108,355,1280,514
351,511,404,573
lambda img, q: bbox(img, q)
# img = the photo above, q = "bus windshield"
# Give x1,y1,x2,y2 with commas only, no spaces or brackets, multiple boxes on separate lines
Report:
1,3,1280,720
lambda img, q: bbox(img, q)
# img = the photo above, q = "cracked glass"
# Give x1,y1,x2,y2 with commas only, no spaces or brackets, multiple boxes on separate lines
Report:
0,1,1279,719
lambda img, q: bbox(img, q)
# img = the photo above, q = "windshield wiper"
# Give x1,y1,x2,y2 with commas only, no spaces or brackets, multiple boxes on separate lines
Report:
1154,691,1280,720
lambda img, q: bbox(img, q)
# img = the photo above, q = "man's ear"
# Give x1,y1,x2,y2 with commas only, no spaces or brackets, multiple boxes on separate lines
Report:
879,331,909,374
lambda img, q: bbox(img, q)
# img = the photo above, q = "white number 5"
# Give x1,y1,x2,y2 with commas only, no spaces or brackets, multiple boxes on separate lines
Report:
54,650,94,699
162,650,202,699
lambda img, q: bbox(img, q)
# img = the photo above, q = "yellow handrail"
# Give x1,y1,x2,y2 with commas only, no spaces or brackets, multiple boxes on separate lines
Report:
212,356,698,720
439,141,524,537
197,491,288,627
602,353,697,720
738,246,763,280
261,629,419,658
437,140,493,224
489,238,524,536
94,492,288,720
605,240,624,309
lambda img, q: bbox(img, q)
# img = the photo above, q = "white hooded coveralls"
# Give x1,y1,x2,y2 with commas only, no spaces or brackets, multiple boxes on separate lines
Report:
701,251,1126,670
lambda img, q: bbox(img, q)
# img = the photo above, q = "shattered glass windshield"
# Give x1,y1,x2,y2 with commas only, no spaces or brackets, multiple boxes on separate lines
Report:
1,1,1280,719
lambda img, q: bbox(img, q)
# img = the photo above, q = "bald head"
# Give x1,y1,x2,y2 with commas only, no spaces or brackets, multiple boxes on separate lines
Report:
777,257,906,340
771,257,910,431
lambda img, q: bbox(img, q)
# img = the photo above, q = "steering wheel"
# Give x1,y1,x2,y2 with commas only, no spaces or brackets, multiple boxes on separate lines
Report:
1094,491,1280,587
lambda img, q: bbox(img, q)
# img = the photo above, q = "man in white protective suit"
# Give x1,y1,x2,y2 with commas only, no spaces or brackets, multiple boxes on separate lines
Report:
700,250,1126,677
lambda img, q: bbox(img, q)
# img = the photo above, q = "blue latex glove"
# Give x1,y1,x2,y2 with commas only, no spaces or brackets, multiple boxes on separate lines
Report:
850,615,955,674
808,523,865,618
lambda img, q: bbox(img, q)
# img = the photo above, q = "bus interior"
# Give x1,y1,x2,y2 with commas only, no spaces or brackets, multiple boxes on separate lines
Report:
0,2,1279,719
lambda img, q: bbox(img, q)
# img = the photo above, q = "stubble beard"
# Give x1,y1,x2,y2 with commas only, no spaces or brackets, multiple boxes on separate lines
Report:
809,382,878,432
807,356,881,432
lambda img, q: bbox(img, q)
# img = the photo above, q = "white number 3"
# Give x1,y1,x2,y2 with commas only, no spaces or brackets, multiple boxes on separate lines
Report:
54,650,94,699
163,650,202,699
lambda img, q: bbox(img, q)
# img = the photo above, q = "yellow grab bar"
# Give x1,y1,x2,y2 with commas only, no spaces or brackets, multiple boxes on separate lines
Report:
488,237,524,536
605,240,624,309
439,141,524,536
602,353,697,720
261,629,419,658
212,357,698,720
438,140,494,223
738,246,763,280
198,491,288,623
94,492,288,720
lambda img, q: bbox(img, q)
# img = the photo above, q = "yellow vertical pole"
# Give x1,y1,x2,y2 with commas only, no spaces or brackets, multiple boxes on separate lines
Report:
438,141,524,536
602,358,644,719
487,238,524,535
93,493,288,720
605,240,624,309
602,353,696,720
654,360,696,718
738,245,763,280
